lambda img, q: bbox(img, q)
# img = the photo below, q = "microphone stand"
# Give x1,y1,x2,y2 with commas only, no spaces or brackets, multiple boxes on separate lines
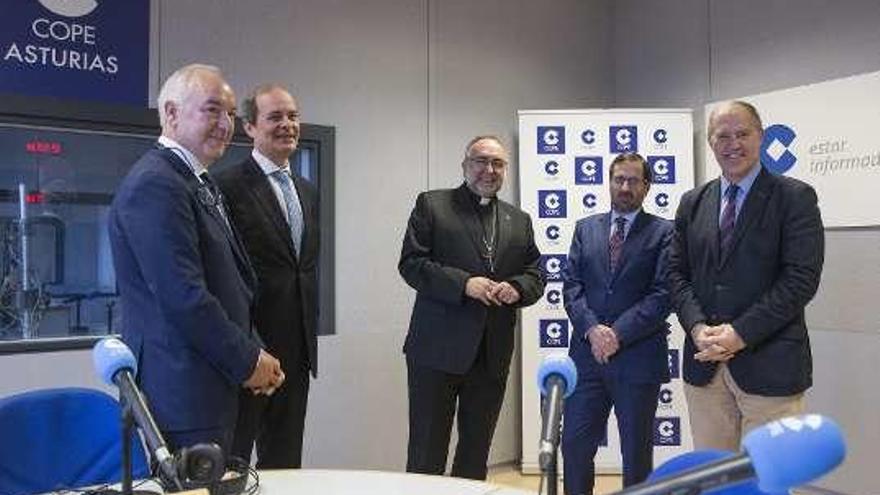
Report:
121,398,134,495
539,394,561,495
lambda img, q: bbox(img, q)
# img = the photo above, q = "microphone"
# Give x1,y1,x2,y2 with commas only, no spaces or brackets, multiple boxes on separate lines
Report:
648,450,778,494
93,338,183,490
536,354,578,471
613,414,846,495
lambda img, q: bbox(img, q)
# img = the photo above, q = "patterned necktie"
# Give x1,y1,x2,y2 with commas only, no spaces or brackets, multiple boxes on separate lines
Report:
719,183,740,257
609,216,627,272
270,169,304,256
198,172,231,229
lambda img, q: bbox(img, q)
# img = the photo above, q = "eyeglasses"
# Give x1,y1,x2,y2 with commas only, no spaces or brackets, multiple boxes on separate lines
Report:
468,157,508,171
612,176,647,187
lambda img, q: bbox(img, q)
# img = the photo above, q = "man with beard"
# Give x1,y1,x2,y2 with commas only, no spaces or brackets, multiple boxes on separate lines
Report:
561,153,673,495
399,135,545,480
214,84,319,468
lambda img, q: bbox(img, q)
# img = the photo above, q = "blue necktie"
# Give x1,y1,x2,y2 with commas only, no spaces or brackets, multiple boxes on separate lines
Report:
719,184,739,257
271,169,304,257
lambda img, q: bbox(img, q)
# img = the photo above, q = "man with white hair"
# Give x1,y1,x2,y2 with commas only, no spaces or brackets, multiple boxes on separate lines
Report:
109,64,284,455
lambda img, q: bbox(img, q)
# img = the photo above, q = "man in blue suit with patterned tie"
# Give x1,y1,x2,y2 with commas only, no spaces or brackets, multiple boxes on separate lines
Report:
109,64,284,456
561,153,673,495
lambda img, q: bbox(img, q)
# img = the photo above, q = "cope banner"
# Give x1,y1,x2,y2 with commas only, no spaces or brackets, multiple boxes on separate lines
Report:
519,109,694,474
0,0,149,105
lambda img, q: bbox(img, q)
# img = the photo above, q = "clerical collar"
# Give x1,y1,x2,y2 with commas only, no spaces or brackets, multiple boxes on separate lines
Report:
462,183,496,208
252,149,291,177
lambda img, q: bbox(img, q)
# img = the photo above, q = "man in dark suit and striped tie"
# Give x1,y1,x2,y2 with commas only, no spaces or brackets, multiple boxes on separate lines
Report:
669,100,825,451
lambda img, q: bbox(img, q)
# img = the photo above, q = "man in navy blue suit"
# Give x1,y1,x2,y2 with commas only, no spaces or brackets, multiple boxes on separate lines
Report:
109,64,284,455
561,153,673,495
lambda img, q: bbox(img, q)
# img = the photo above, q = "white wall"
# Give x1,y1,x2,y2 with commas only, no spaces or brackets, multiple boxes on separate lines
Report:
0,0,613,472
611,1,880,493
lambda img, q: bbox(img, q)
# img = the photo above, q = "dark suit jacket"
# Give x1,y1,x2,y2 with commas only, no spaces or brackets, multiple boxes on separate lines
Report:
214,157,319,376
563,210,672,383
108,146,261,432
669,167,824,396
399,184,545,377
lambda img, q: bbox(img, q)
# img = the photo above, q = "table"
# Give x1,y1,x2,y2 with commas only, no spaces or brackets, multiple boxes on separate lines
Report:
252,469,536,495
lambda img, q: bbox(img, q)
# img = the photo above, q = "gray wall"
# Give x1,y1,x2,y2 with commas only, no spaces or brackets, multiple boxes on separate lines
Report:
0,0,612,472
612,1,880,493
2,2,878,491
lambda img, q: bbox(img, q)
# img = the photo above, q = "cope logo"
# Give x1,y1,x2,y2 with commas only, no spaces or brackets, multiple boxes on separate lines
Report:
539,319,569,348
653,128,668,144
540,254,567,282
545,287,563,308
653,417,682,446
582,193,598,210
668,349,680,379
581,129,596,145
39,0,99,17
544,160,560,177
658,388,674,409
545,224,562,242
765,414,825,438
648,156,676,183
538,190,567,218
574,156,603,185
610,125,638,153
761,124,797,175
538,126,566,154
654,192,670,209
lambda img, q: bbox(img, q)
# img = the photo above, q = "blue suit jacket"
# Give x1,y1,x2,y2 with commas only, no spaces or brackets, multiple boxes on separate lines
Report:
563,210,673,383
109,146,261,432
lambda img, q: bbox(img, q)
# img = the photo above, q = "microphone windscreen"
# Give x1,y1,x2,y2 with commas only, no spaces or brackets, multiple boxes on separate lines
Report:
93,337,137,386
536,354,578,398
648,449,783,494
743,414,846,493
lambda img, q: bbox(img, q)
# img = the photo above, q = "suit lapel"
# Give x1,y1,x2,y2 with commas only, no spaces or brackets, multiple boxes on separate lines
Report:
614,210,648,279
700,180,722,268
597,213,612,283
720,168,772,268
493,202,513,270
292,175,316,264
242,158,298,263
159,147,257,287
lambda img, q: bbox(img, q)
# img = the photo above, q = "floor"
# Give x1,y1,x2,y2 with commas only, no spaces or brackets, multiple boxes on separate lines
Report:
487,465,622,494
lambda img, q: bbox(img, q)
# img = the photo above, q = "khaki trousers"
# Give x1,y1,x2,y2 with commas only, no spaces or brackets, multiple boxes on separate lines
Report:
684,363,804,451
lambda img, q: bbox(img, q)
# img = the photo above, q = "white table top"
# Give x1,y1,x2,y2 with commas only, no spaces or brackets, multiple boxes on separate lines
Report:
253,469,537,495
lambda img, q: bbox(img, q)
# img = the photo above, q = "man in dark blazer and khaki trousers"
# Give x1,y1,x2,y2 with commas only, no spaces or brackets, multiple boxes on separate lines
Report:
669,101,824,451
399,135,545,480
215,84,319,468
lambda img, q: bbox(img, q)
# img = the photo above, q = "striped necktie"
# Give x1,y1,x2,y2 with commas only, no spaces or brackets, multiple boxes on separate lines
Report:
719,183,740,257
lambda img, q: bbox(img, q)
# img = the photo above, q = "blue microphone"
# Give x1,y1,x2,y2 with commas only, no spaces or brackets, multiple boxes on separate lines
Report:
613,414,846,494
649,450,782,494
93,338,182,490
536,354,578,471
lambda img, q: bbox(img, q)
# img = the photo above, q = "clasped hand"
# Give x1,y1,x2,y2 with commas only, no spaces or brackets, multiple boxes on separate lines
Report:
692,323,745,362
465,276,521,306
587,324,619,364
244,349,286,396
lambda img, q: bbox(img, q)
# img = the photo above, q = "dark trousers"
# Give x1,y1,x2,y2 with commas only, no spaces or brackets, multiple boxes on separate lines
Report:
231,356,311,468
405,353,508,481
561,369,661,495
